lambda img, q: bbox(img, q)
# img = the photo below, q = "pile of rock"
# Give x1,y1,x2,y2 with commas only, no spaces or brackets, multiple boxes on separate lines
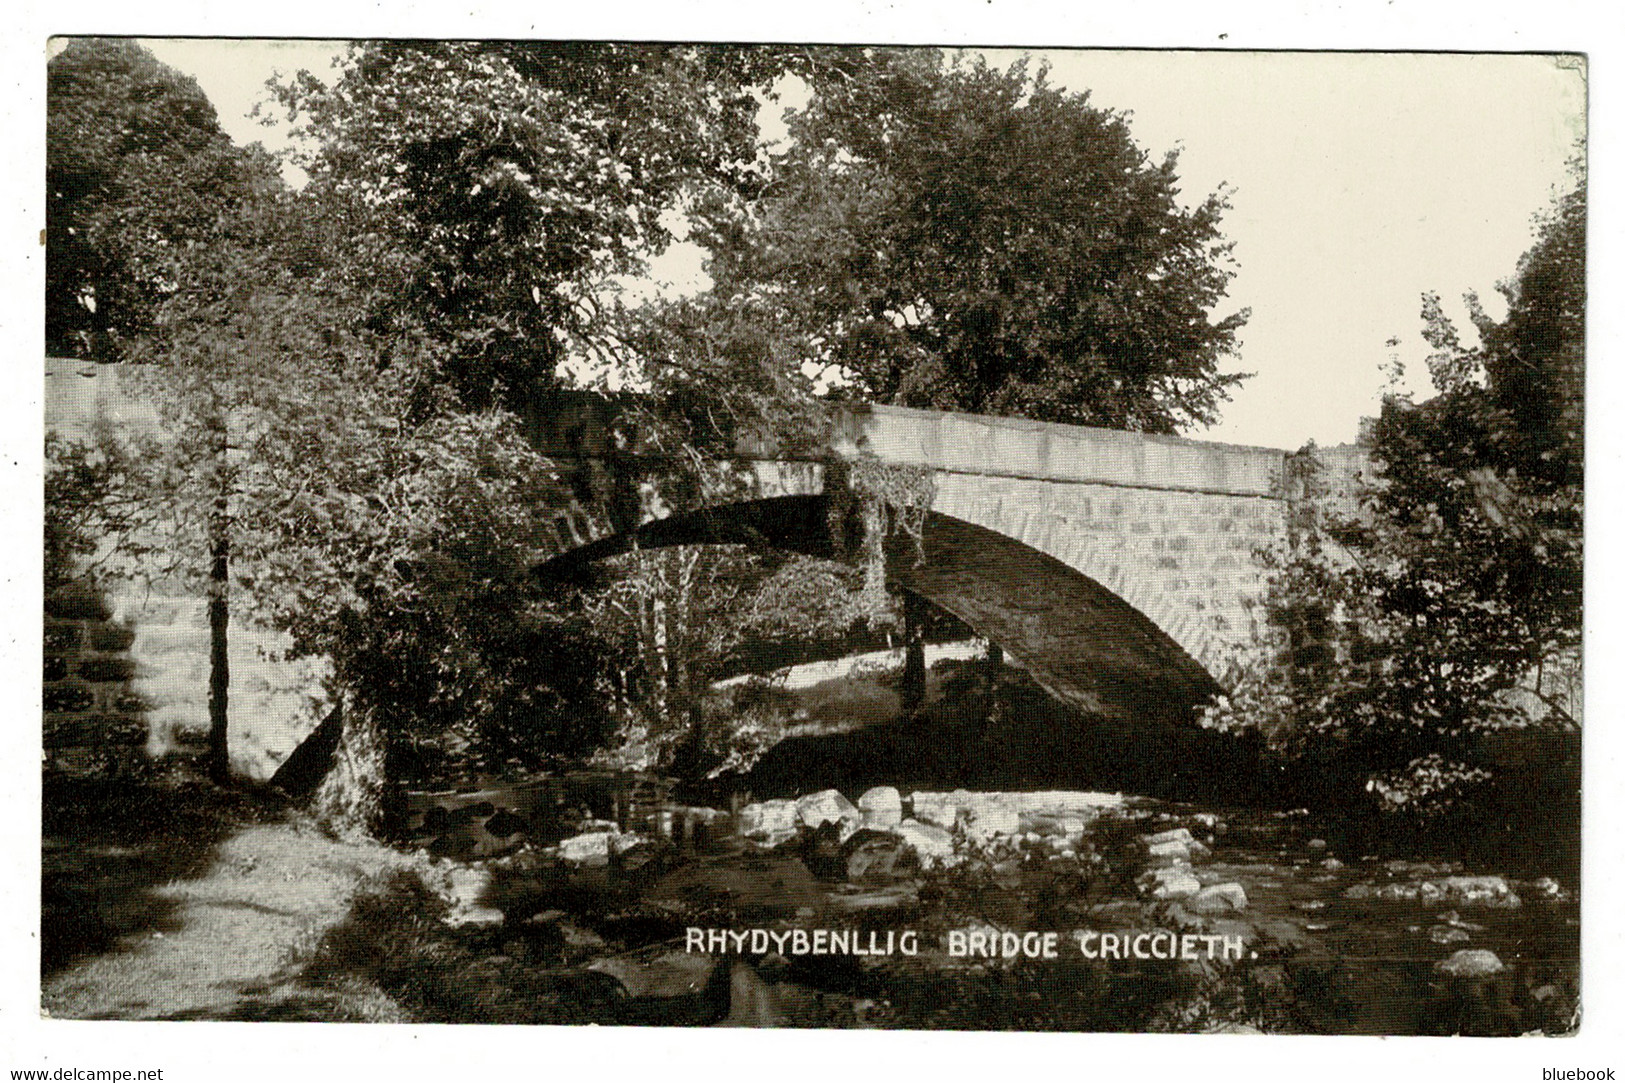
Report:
1134,826,1248,914
1344,874,1522,909
733,786,1126,872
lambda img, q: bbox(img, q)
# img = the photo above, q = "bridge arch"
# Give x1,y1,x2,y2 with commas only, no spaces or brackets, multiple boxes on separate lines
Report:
536,491,1226,725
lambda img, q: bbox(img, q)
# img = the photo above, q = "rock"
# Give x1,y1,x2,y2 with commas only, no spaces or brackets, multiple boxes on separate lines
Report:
1146,838,1194,863
961,798,1020,841
1141,866,1202,899
1528,876,1567,900
1204,1022,1264,1035
1436,949,1504,978
910,790,1019,838
443,866,504,927
589,950,719,999
1140,827,1208,857
1344,875,1520,908
796,789,862,840
1435,876,1521,908
558,831,619,866
1428,925,1472,945
838,829,916,884
739,799,799,840
610,832,650,856
1188,882,1249,913
895,818,955,865
1307,838,1328,850
909,791,962,830
858,786,903,829
1322,858,1344,870
1142,827,1196,848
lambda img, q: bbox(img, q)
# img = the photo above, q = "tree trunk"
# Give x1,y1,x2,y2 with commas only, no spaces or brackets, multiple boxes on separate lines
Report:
983,640,1004,726
206,415,231,785
900,590,927,714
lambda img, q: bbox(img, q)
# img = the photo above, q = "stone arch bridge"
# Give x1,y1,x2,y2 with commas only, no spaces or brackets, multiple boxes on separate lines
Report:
522,394,1369,726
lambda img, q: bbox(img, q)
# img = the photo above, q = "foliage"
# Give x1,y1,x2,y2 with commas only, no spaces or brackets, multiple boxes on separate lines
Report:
47,39,279,359
1205,181,1584,814
578,546,874,777
701,48,1248,431
272,42,790,412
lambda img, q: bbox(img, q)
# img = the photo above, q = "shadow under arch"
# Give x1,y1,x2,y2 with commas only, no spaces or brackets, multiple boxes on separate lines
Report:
535,494,1222,726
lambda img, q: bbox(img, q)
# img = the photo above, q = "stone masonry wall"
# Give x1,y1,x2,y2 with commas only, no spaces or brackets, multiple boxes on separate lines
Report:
45,360,329,781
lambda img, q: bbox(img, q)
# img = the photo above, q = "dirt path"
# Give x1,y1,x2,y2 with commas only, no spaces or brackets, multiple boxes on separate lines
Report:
43,817,411,1021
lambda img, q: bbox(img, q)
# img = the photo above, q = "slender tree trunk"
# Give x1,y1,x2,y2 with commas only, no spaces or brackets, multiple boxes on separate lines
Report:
983,640,1004,726
206,412,231,785
900,590,927,714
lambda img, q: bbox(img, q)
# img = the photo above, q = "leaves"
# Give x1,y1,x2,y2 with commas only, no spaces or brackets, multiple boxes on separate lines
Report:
699,50,1248,432
1211,179,1584,805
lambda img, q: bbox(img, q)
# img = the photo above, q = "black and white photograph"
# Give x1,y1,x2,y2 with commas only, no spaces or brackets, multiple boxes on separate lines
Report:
12,6,1621,1077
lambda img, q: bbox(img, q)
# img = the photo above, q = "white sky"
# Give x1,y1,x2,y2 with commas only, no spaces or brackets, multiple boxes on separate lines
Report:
138,40,1582,451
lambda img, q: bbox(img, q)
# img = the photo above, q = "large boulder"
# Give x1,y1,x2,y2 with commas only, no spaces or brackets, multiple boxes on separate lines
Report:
842,830,916,882
589,950,719,999
960,797,1020,841
909,791,965,830
442,865,504,927
739,799,799,841
1436,949,1505,979
858,786,903,829
558,831,620,867
797,789,862,840
1188,882,1249,913
910,790,1019,839
1140,866,1202,899
1141,827,1208,854
894,818,955,866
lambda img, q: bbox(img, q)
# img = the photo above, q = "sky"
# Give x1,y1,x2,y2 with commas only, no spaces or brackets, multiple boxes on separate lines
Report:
134,40,1584,451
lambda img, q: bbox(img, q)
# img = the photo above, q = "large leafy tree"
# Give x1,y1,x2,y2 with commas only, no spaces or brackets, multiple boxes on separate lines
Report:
273,41,788,411
701,49,1248,431
47,38,274,359
1210,180,1584,818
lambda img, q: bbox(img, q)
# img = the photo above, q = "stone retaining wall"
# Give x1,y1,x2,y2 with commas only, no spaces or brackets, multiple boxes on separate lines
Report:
44,359,330,781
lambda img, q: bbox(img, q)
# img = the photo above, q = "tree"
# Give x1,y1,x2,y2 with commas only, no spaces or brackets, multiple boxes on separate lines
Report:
1208,179,1584,819
69,43,821,799
699,49,1248,432
47,39,272,359
273,41,790,412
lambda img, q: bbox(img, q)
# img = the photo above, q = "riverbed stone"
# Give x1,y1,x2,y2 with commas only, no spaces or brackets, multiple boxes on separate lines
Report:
843,830,914,882
961,799,1020,841
1428,925,1472,945
589,949,719,999
442,866,504,927
1188,882,1249,913
858,786,903,829
797,789,863,839
558,830,619,866
895,818,955,865
1344,874,1521,908
1146,838,1195,863
739,799,799,840
1141,866,1202,899
1436,949,1505,978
